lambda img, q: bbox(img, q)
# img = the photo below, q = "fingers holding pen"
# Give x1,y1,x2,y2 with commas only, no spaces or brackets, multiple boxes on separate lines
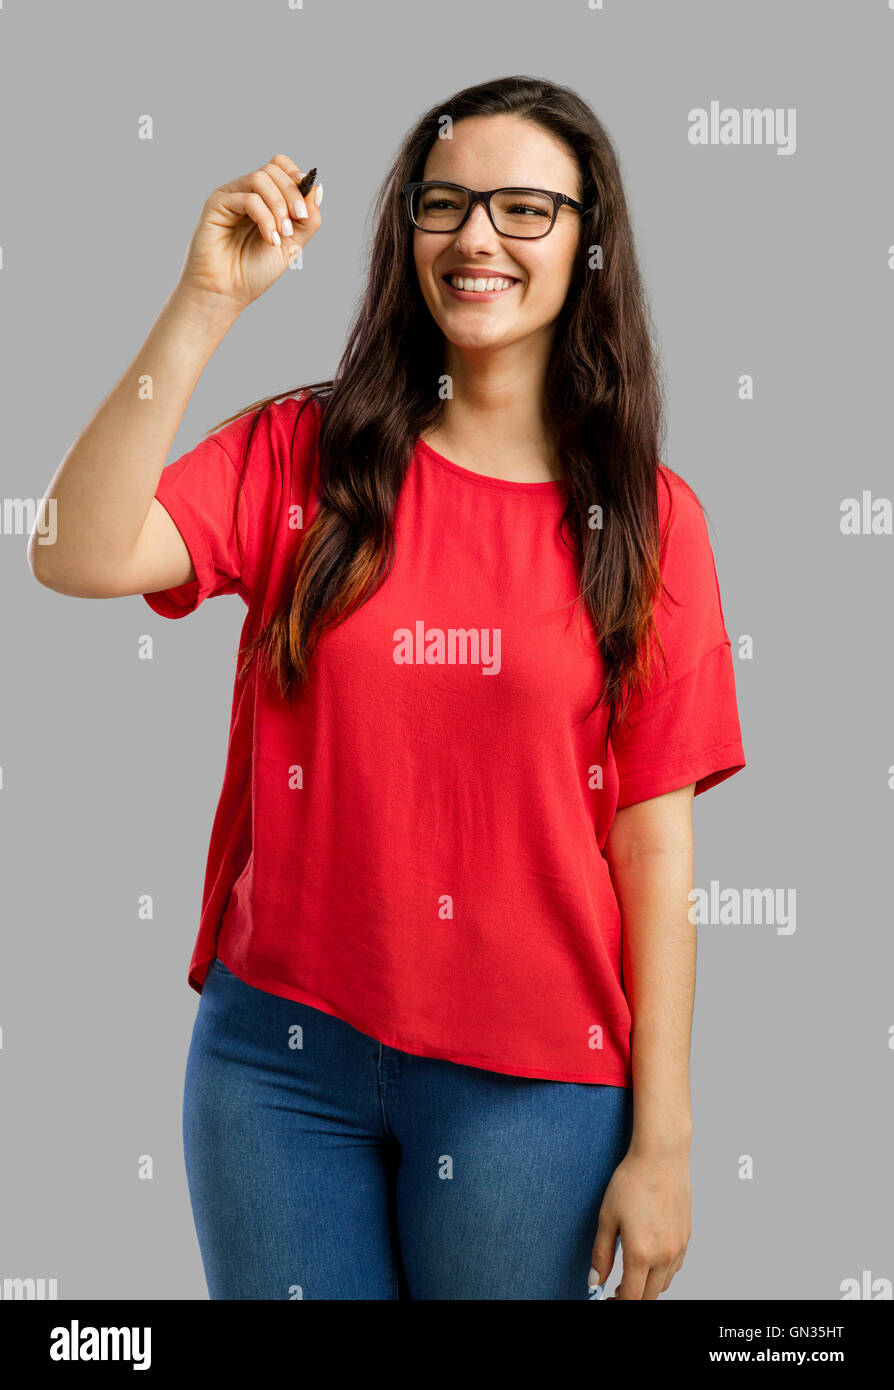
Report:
177,152,324,314
265,154,323,231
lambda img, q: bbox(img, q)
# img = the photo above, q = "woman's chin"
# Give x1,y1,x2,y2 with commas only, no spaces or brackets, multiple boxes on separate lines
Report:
439,320,520,352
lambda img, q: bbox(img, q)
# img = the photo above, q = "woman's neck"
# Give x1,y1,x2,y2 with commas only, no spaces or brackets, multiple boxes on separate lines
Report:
423,346,561,483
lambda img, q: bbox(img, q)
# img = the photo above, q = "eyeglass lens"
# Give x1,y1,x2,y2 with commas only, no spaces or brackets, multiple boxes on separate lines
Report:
412,184,555,237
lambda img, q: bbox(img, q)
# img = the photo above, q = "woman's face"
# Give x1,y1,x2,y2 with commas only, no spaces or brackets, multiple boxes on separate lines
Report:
412,113,585,356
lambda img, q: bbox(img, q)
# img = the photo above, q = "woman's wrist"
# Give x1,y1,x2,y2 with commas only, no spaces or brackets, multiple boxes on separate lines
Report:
629,1119,693,1159
165,282,243,346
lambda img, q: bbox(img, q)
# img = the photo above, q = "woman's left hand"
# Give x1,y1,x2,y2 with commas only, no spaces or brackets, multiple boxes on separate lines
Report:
589,1144,692,1299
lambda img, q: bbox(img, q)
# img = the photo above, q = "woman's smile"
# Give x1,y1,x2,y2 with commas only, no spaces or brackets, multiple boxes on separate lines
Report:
441,269,521,301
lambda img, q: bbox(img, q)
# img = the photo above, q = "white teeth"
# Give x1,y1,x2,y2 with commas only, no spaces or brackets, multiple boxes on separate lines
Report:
448,275,515,292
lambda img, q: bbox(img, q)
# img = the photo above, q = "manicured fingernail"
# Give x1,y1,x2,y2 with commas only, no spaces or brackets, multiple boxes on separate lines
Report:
272,229,281,246
587,1266,601,1290
293,196,309,219
315,183,324,206
282,216,293,236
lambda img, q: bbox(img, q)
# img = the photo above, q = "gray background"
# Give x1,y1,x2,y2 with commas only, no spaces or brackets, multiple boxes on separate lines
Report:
2,0,891,1300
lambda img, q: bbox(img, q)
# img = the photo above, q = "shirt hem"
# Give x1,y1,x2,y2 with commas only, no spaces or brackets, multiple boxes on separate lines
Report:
202,953,632,1088
616,738,746,809
141,440,249,617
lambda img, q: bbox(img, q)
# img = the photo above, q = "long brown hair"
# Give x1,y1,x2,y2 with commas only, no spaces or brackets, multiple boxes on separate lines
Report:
209,74,676,748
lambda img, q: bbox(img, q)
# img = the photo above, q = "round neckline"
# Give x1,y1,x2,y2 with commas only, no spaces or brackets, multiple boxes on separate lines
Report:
415,436,568,497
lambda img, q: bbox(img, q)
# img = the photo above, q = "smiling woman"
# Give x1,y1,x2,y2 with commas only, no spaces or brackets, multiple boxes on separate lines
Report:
31,74,745,1302
409,115,588,423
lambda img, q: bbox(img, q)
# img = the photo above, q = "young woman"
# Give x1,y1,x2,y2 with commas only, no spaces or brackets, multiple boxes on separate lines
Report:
30,75,746,1301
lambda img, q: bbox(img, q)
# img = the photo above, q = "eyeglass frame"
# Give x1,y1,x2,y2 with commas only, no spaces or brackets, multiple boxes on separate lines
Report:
402,181,596,240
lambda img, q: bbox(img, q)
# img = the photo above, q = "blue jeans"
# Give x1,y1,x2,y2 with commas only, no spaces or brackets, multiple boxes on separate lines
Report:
182,956,633,1300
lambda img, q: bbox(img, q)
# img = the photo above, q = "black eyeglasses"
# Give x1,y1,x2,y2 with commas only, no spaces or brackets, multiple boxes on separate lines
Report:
403,181,595,240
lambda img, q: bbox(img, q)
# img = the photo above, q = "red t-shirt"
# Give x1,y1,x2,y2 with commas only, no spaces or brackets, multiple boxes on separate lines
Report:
144,393,745,1085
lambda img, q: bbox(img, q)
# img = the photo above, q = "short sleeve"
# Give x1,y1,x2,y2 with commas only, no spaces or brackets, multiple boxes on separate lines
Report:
611,468,746,809
142,392,322,619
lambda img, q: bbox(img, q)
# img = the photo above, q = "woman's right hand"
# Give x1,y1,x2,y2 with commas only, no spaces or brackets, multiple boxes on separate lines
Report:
174,154,323,320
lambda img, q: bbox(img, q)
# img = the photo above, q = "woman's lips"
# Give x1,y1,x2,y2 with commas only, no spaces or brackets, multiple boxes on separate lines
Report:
442,274,520,302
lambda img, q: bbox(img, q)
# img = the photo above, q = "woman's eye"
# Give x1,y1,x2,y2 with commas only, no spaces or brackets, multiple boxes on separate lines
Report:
508,203,549,217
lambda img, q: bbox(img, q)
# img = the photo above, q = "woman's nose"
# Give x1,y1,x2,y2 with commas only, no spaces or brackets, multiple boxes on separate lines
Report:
453,200,501,248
